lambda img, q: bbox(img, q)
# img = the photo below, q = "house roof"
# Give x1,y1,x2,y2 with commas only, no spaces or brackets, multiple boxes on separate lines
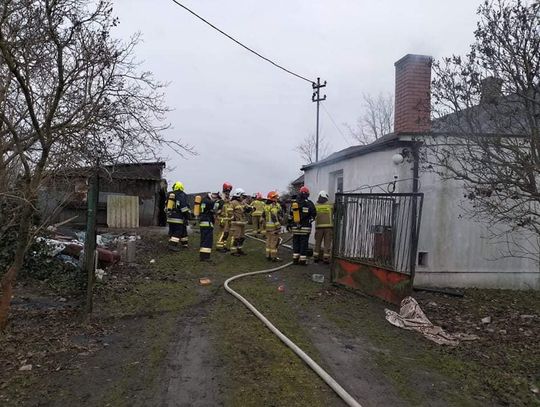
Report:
291,174,304,186
102,162,166,181
302,88,532,172
301,133,412,171
54,161,166,181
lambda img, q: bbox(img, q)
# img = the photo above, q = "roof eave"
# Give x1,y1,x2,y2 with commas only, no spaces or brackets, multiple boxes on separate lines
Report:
301,136,415,171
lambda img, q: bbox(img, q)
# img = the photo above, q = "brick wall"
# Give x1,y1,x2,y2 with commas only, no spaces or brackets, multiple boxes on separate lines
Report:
394,54,432,134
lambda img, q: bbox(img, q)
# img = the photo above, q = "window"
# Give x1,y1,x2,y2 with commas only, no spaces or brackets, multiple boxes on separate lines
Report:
418,251,428,266
329,170,344,201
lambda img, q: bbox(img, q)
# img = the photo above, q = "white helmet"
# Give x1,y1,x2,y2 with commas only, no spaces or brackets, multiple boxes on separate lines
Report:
318,190,329,199
232,187,245,198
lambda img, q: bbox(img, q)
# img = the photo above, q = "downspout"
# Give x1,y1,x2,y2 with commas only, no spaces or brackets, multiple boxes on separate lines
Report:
409,142,420,282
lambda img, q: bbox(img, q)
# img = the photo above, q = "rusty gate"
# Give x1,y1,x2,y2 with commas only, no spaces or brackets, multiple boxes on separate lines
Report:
331,193,424,304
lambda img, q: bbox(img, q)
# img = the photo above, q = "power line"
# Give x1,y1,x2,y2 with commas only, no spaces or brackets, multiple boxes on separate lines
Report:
170,0,314,84
321,104,350,144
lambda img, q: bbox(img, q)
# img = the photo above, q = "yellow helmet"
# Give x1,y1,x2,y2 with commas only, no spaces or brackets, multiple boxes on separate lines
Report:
172,181,184,192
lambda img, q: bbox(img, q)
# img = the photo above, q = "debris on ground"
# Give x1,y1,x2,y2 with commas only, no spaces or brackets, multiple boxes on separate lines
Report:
385,297,479,346
481,316,492,324
38,230,139,270
311,274,325,283
95,269,106,281
199,277,212,286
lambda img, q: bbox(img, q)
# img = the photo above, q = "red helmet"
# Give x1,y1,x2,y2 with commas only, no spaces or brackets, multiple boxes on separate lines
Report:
222,182,232,192
267,191,279,201
299,186,310,195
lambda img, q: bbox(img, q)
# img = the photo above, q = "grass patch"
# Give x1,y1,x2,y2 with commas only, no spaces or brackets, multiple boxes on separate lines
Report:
314,286,539,406
209,237,340,407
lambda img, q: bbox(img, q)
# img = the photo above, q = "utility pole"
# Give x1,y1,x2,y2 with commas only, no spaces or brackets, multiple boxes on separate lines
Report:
312,77,327,162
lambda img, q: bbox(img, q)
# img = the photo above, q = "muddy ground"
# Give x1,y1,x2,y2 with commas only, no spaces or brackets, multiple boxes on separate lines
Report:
1,228,539,406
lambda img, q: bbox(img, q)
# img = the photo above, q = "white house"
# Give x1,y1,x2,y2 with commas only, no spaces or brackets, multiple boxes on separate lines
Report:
302,54,539,290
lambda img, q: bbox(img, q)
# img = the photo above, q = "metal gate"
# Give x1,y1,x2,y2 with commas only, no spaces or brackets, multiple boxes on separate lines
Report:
331,193,424,304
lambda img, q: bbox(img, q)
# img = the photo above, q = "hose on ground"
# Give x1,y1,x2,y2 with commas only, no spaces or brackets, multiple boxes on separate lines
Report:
224,235,362,407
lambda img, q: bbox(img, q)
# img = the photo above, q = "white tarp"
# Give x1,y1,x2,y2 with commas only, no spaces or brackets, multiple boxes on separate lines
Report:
385,296,479,346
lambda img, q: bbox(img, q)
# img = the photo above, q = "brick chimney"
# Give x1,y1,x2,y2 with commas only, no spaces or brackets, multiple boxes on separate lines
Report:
394,54,432,134
480,77,503,104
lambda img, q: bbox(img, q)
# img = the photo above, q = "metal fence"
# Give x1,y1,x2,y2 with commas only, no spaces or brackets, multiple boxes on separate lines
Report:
333,193,424,276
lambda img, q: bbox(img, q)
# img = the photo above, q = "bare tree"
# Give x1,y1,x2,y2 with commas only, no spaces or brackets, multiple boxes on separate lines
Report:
294,133,330,164
346,92,394,145
0,0,191,329
426,0,540,262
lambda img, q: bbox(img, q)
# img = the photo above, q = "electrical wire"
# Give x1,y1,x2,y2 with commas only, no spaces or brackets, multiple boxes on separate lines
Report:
344,177,421,194
322,104,350,144
170,0,314,84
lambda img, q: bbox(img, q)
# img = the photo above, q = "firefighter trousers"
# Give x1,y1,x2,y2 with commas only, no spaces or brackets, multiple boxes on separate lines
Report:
265,229,280,259
230,223,246,253
168,220,188,248
292,233,310,264
199,226,213,260
216,220,231,250
314,227,333,261
252,215,263,234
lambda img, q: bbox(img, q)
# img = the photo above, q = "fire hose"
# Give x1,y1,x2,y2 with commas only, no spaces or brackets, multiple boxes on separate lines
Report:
224,234,362,407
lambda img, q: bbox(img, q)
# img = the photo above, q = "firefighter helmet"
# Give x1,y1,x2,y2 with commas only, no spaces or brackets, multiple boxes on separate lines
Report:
172,181,184,192
299,186,310,197
232,188,245,198
222,182,233,192
318,190,329,199
267,191,279,201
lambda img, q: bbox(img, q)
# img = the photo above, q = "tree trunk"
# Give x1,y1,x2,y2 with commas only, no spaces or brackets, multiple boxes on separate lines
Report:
0,204,33,330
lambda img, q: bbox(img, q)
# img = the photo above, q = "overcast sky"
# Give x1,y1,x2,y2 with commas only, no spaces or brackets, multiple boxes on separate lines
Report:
112,0,483,194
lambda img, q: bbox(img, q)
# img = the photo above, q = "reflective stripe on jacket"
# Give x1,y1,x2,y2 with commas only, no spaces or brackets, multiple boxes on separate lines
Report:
199,195,215,228
231,199,247,225
251,200,265,216
166,190,190,221
315,203,333,228
264,203,282,231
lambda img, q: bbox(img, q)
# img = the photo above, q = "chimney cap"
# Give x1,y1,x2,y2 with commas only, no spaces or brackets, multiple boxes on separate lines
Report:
394,54,432,67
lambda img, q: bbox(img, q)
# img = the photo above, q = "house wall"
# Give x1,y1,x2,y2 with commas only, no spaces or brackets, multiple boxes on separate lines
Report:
303,149,540,290
416,170,539,289
304,148,411,199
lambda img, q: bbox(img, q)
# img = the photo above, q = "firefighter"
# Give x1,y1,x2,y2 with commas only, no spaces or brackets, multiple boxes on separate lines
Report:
289,186,316,265
199,192,217,261
314,190,334,264
230,188,251,256
251,192,266,237
264,191,283,262
215,182,233,252
165,181,190,251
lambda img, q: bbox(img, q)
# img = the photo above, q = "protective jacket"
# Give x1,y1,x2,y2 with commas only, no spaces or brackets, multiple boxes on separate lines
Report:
315,203,333,228
166,190,190,223
199,195,215,228
231,198,248,225
290,197,316,234
264,202,283,231
251,200,265,217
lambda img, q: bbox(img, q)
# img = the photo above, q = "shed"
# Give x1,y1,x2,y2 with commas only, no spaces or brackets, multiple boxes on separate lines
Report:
40,162,168,227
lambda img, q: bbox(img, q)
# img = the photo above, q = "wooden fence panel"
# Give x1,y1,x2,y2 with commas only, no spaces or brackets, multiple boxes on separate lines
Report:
107,195,139,228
